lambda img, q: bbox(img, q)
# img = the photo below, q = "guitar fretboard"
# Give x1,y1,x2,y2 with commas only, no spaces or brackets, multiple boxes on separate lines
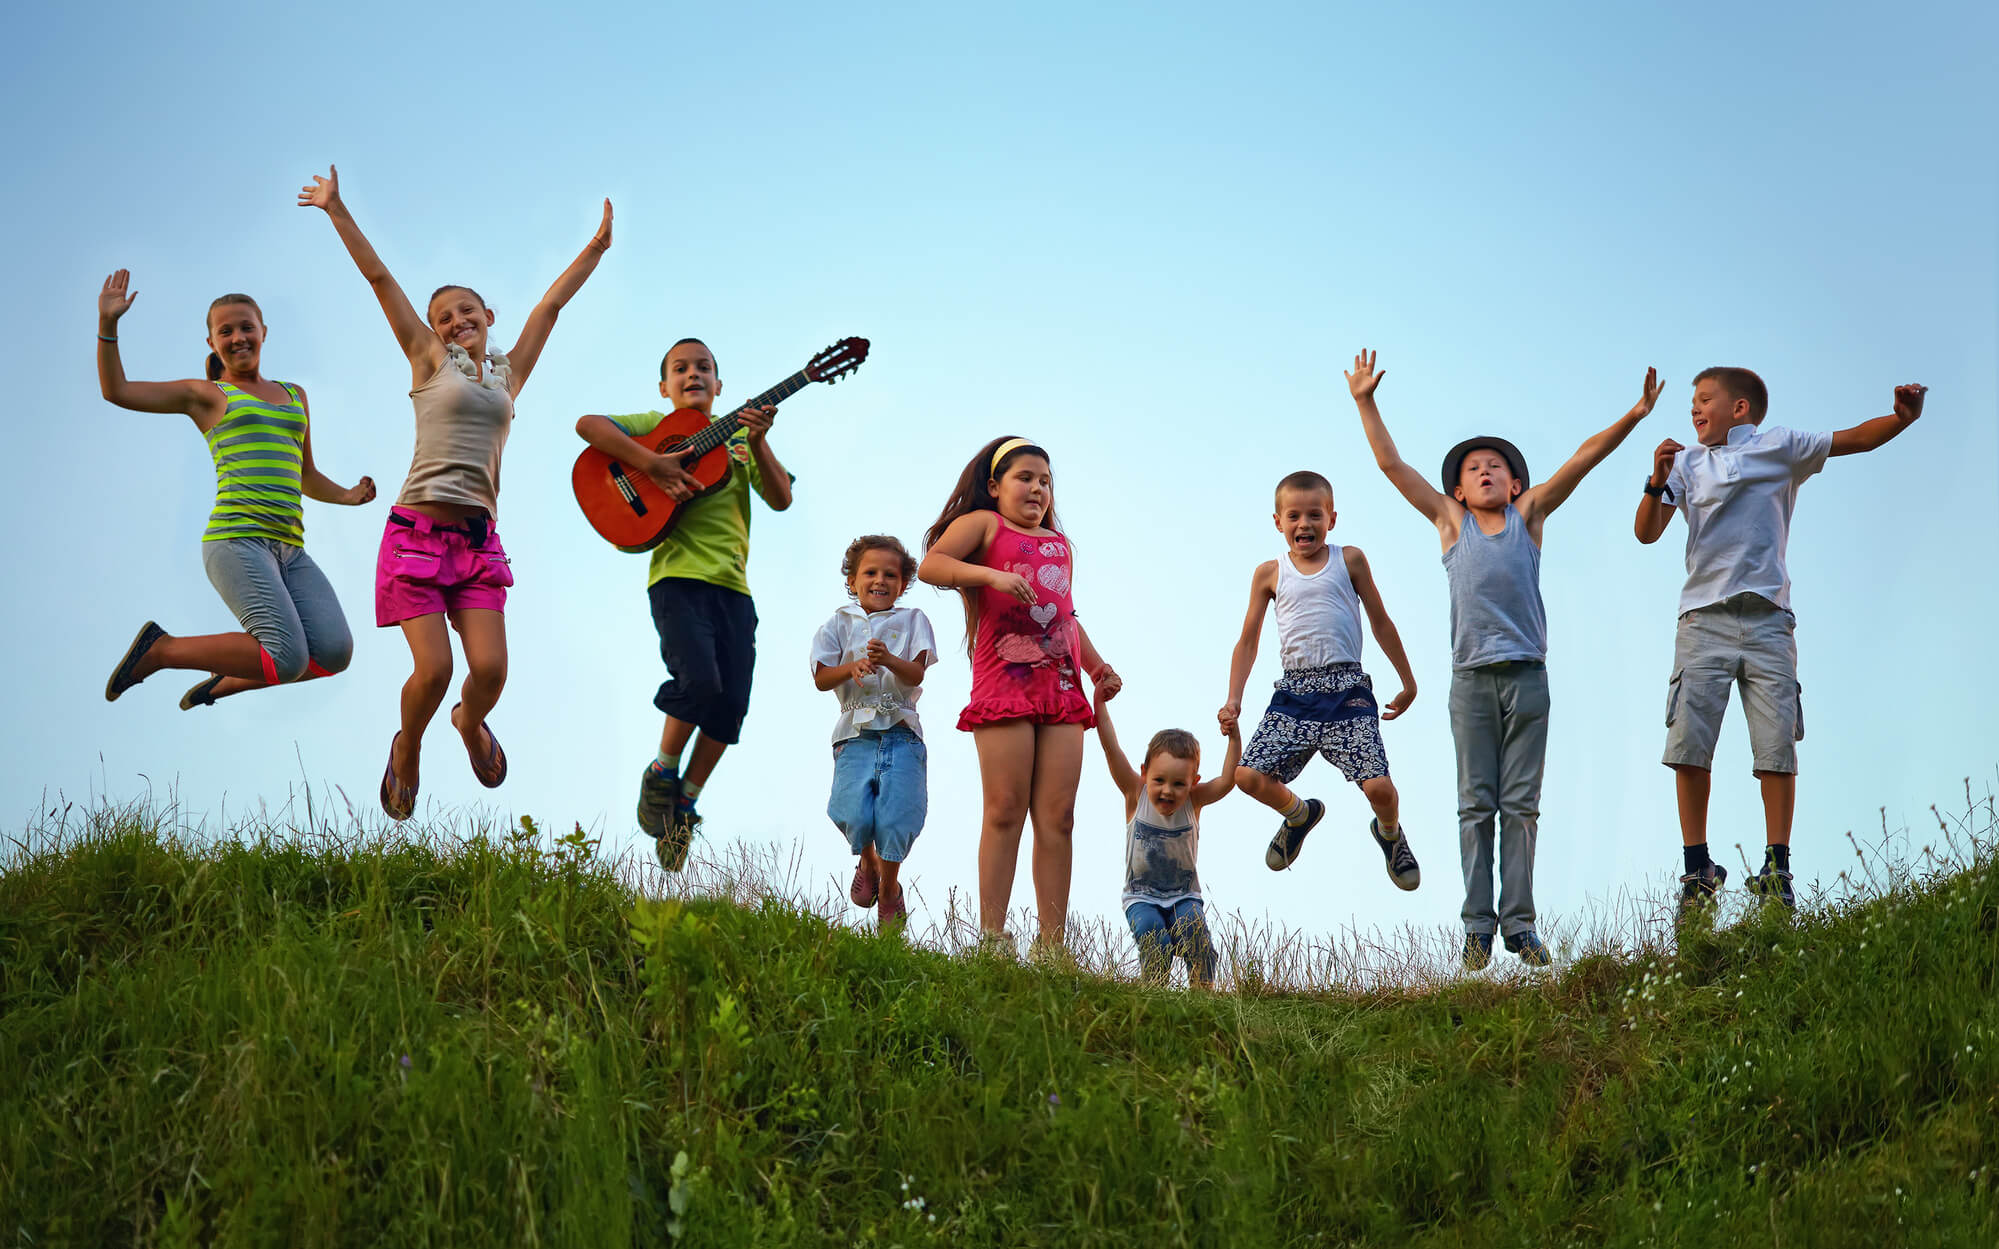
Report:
677,371,813,459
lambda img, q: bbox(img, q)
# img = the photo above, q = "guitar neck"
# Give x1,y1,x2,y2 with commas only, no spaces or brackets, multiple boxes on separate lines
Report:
679,371,813,459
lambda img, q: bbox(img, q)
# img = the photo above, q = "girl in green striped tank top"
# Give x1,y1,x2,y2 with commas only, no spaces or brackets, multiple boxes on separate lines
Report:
96,271,377,710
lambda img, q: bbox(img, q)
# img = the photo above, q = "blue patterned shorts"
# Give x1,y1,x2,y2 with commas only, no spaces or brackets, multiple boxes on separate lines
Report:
1241,663,1390,786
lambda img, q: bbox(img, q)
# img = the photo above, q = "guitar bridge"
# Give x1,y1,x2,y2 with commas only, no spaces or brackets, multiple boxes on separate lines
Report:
608,464,649,515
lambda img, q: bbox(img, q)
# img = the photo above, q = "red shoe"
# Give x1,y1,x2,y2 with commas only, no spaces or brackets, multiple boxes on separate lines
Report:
849,859,880,908
878,884,908,933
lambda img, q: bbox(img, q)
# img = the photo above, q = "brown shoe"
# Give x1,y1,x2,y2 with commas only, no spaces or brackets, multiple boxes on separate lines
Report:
454,704,508,788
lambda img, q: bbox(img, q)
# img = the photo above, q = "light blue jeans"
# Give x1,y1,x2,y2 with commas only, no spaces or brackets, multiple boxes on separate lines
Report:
1450,662,1549,939
1125,897,1216,986
201,538,353,683
827,724,928,861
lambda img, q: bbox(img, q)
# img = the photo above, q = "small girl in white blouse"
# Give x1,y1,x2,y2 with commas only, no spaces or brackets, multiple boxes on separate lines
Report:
809,535,937,931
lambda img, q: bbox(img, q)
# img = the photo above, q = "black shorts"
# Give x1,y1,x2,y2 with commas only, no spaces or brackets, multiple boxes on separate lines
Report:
648,577,758,744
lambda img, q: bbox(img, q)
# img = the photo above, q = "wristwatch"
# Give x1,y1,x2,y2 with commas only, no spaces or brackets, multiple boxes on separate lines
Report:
1642,478,1667,499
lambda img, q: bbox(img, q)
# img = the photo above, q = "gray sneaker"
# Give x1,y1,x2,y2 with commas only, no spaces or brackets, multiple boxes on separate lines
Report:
637,765,679,842
1265,799,1325,870
1371,819,1420,891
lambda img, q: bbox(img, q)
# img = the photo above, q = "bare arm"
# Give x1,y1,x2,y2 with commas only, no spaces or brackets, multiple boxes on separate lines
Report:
505,200,612,397
1193,725,1241,807
1092,690,1141,799
1219,562,1276,735
1345,350,1459,536
1075,620,1121,699
293,389,376,506
735,405,793,511
1522,367,1663,524
812,659,874,691
298,165,441,378
1634,438,1682,544
920,512,1020,598
94,271,223,423
1829,384,1926,456
576,413,703,501
1344,546,1415,719
868,646,929,687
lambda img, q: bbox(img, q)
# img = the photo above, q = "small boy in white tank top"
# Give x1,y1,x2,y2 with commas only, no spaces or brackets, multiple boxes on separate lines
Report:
1220,472,1422,891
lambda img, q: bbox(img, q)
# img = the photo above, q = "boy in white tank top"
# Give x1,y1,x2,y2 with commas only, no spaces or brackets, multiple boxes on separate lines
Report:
1220,472,1422,891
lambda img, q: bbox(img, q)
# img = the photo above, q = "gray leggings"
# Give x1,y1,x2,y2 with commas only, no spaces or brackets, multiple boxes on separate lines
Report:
201,538,354,683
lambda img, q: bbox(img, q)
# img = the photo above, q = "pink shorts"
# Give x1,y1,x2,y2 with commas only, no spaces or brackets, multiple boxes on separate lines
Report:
374,507,514,627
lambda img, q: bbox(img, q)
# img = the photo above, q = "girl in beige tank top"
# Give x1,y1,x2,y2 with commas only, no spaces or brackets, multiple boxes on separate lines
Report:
301,163,614,820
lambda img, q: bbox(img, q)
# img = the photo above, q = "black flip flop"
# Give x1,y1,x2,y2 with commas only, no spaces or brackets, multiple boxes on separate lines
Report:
179,675,224,711
105,621,166,702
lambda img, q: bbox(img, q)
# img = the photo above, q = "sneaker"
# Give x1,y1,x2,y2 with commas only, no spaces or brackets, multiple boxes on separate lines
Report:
636,764,680,842
1744,864,1795,910
850,859,881,908
1463,931,1495,971
1371,819,1421,891
105,621,166,702
179,674,223,711
656,804,701,873
1504,930,1553,967
1676,862,1728,921
1265,799,1325,870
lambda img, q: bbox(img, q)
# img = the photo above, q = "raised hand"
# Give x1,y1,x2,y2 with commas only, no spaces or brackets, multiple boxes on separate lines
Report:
589,199,613,252
297,164,341,213
1381,685,1415,721
1650,438,1683,487
737,403,778,444
1345,349,1386,399
1628,367,1664,421
1893,383,1928,422
99,270,138,324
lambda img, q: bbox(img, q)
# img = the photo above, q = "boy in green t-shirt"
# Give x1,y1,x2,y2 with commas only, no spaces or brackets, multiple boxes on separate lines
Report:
576,338,794,869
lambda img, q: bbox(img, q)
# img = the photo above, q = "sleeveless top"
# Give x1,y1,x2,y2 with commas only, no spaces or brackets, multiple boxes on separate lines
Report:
203,381,307,545
1122,792,1202,910
1274,544,1363,670
1442,505,1547,669
397,350,513,515
958,518,1094,729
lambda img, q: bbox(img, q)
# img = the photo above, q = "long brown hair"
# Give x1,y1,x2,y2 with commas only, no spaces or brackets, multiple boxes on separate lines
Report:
923,435,1058,648
204,294,264,381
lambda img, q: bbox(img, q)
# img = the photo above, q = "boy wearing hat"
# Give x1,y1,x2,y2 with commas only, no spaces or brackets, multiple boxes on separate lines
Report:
1345,350,1662,967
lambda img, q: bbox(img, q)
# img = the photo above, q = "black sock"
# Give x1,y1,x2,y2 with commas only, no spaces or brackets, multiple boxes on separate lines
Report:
1765,844,1790,873
1683,842,1712,875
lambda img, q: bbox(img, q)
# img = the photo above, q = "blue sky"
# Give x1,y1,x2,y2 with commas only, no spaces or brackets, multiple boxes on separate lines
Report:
5,1,1994,955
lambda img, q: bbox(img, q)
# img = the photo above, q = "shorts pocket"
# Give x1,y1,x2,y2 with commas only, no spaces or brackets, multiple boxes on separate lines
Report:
1664,670,1684,728
386,547,442,582
1794,681,1805,742
478,552,516,589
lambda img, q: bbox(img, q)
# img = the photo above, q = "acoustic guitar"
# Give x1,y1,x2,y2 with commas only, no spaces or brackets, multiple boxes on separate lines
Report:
572,337,869,551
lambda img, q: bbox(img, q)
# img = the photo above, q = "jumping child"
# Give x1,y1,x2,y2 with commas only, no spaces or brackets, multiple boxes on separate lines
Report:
1092,687,1239,987
809,535,937,931
1220,471,1421,891
919,436,1120,953
1636,369,1927,916
574,339,791,869
1347,349,1662,968
97,271,375,709
300,165,611,819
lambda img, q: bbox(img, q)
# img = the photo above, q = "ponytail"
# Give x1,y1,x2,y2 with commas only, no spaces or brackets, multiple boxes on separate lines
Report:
206,352,224,381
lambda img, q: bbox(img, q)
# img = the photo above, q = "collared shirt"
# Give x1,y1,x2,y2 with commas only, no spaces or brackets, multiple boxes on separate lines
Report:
1662,422,1832,614
808,604,938,743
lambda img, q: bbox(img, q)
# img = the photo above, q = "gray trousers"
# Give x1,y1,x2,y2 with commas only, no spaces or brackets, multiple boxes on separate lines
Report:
1449,662,1550,938
201,538,353,683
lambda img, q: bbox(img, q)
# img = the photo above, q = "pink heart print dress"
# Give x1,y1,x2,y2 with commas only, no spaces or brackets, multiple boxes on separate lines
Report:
959,518,1095,731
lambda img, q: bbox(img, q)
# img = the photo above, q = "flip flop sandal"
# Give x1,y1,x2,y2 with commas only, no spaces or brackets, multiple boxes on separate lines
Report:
179,674,224,711
455,704,508,788
380,731,417,821
105,621,166,702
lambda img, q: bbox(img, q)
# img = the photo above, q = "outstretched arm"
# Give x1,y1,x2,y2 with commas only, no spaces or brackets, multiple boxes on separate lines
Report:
1193,724,1241,807
1092,690,1141,799
1522,367,1664,524
94,271,222,422
1219,563,1275,736
298,165,441,377
1346,350,1459,535
294,392,377,506
505,200,613,396
1634,438,1682,544
1344,546,1415,720
1829,384,1927,457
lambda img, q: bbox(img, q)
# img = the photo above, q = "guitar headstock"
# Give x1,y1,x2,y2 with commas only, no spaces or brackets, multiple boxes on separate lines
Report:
806,337,870,385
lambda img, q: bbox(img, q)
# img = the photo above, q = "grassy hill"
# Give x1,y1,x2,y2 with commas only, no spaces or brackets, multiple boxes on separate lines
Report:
2,794,1995,1248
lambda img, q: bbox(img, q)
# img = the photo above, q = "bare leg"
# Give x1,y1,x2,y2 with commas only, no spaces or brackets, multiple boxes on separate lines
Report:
972,722,1036,936
683,734,729,790
1027,723,1086,948
447,608,508,753
135,631,267,681
1672,764,1711,846
1359,775,1401,833
658,715,698,758
1234,766,1298,815
874,848,902,898
1755,771,1795,847
395,615,455,789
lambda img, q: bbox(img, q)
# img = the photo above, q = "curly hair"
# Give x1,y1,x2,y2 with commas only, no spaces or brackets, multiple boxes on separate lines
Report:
841,534,917,600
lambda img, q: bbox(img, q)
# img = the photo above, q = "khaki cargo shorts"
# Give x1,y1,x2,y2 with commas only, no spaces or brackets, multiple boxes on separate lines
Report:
1662,592,1803,775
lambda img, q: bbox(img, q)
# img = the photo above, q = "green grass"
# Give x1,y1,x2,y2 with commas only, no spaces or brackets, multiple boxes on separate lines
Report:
2,790,1996,1248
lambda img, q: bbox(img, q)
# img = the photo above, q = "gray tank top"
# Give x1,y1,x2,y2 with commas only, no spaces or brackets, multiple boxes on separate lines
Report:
1121,792,1203,910
1442,505,1547,669
396,352,514,515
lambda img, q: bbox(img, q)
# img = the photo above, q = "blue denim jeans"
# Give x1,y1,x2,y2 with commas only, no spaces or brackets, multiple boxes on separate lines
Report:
1124,897,1215,986
827,724,928,861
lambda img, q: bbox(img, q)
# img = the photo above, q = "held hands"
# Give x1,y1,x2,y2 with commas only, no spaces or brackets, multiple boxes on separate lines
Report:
644,453,702,502
737,403,778,445
99,270,137,325
344,476,378,506
1345,349,1385,399
1628,367,1664,421
588,199,613,252
1382,685,1415,721
1893,383,1928,422
1649,438,1684,488
1091,663,1122,701
1217,700,1242,737
298,165,342,213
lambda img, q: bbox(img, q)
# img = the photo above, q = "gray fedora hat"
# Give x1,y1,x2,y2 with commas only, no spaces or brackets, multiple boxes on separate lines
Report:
1441,436,1531,494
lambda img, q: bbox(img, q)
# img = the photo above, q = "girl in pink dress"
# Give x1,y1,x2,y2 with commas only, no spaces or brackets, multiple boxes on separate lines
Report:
920,437,1121,953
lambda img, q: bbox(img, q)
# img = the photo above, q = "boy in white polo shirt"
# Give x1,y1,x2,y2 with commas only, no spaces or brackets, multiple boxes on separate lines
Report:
1635,367,1927,916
